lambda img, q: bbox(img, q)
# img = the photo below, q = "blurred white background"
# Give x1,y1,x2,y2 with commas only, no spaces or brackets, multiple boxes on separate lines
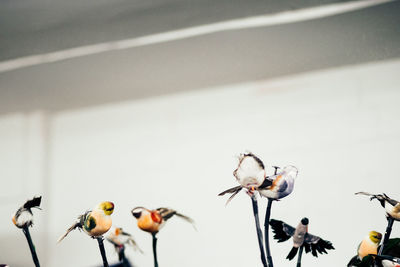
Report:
1,0,400,266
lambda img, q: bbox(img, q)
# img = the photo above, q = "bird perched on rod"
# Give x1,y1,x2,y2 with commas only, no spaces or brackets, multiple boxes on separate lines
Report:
347,231,382,267
131,207,195,233
355,192,400,221
269,218,334,260
258,165,298,200
218,153,269,203
106,226,142,260
12,196,42,228
57,201,114,243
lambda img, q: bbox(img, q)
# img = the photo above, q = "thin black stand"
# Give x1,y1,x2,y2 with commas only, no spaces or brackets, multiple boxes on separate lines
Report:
264,198,274,267
378,217,395,255
152,233,159,267
251,195,268,267
97,237,109,267
22,225,40,267
296,246,304,267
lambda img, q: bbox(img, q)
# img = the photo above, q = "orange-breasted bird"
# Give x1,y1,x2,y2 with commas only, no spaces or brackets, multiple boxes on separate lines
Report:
106,227,142,261
57,201,114,243
347,231,382,266
131,207,195,234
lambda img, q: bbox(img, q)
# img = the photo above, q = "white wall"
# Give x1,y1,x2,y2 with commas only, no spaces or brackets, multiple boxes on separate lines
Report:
1,59,400,267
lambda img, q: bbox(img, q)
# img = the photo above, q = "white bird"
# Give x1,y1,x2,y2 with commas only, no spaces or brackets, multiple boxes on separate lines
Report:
12,196,42,228
218,153,268,203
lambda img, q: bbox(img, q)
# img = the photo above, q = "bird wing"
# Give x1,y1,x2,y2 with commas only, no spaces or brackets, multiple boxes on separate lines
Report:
115,230,143,253
269,219,295,242
355,192,400,209
383,194,400,207
304,233,334,257
23,196,42,209
106,236,119,247
157,208,177,221
157,208,196,229
382,238,400,256
127,236,144,253
347,255,361,267
258,177,273,189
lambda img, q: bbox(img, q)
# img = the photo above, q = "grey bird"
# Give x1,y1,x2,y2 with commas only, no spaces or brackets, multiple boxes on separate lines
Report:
269,218,334,260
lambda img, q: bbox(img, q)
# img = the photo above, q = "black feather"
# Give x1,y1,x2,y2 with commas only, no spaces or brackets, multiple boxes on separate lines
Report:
347,255,360,267
23,196,42,210
304,243,311,254
269,219,293,243
287,247,298,260
218,186,242,196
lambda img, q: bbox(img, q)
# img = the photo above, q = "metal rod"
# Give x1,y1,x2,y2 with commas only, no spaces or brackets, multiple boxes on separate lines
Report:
251,195,268,267
152,233,159,267
22,226,40,267
97,237,109,267
296,246,304,267
378,217,395,255
264,198,274,267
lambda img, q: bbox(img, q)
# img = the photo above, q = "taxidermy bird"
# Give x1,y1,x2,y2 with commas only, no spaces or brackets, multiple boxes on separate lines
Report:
356,192,400,221
12,196,42,228
131,207,195,233
132,207,195,267
106,227,142,261
347,231,382,267
269,218,334,260
57,201,114,243
258,165,298,200
218,153,270,204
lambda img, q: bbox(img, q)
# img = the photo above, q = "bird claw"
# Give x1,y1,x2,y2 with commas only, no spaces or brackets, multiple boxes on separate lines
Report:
246,187,256,197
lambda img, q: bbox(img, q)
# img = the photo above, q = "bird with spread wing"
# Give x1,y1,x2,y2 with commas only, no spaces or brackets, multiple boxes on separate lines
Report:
269,218,334,266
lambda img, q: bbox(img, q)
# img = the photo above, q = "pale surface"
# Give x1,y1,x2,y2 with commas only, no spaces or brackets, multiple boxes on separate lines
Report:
1,59,400,266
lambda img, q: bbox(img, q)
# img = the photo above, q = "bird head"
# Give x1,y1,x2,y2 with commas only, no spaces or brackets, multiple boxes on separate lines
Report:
131,207,146,219
97,201,114,215
301,217,309,225
239,153,265,170
369,231,382,244
115,227,122,236
283,165,298,178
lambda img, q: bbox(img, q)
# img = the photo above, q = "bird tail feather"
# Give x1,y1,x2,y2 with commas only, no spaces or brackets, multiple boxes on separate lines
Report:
57,222,81,243
287,247,298,260
218,186,243,205
218,186,242,196
175,212,197,230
